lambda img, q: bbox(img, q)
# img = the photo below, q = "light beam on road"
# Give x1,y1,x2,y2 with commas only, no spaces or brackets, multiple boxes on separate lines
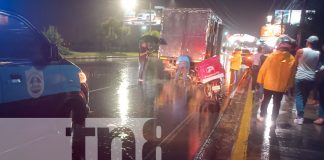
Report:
118,68,130,125
261,99,274,160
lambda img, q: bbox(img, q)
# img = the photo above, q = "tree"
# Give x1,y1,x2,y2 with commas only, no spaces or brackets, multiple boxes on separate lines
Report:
102,18,129,52
43,26,70,55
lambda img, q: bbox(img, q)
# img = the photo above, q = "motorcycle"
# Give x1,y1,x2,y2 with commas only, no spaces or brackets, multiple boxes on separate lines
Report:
193,55,225,103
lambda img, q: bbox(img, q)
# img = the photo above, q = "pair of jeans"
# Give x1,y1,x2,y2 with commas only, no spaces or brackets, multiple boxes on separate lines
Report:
138,56,148,80
319,106,324,117
258,85,264,96
175,62,188,80
295,79,314,118
230,69,238,84
260,89,284,121
252,65,260,90
319,84,324,117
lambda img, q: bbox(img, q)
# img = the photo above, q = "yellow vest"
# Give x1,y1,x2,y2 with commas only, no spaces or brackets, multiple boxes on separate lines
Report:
230,52,242,70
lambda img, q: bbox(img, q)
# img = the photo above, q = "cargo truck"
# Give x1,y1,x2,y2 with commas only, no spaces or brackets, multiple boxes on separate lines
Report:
158,8,223,72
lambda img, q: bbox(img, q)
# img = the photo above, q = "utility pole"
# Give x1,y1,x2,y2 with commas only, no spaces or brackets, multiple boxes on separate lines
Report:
149,0,152,32
281,11,284,35
297,0,307,48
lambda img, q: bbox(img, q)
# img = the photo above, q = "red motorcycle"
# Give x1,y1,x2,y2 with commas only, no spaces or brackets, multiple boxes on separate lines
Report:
192,55,225,103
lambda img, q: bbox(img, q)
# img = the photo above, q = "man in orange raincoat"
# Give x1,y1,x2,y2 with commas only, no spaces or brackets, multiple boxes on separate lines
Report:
257,38,296,123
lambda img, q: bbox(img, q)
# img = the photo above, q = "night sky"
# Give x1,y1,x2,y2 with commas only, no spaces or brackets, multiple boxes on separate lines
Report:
0,0,322,46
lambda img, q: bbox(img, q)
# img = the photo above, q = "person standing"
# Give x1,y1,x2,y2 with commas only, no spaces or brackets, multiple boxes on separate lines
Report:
230,48,242,85
252,46,263,92
294,36,320,125
314,105,324,125
138,41,149,82
257,39,296,123
313,44,324,125
175,54,190,81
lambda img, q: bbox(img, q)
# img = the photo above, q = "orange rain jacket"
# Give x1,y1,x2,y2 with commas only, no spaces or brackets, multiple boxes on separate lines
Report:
257,50,296,92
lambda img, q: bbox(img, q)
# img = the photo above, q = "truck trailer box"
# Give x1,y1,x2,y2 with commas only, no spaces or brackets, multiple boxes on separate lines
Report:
159,8,223,64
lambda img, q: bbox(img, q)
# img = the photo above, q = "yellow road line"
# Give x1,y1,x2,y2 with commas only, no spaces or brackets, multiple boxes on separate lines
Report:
231,83,253,160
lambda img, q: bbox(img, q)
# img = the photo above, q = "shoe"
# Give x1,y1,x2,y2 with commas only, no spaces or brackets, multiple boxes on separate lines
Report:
270,120,277,128
307,99,319,105
294,118,304,125
271,119,277,126
257,114,265,122
313,118,324,125
272,120,276,125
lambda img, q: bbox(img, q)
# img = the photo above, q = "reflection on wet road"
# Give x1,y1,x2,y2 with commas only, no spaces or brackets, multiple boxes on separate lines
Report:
248,91,324,160
74,58,224,159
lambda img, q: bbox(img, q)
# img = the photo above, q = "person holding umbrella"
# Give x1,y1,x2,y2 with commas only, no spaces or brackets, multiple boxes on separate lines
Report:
138,40,149,82
138,35,167,82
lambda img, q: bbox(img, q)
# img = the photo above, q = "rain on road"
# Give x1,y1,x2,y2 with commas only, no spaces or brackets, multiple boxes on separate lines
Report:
73,57,228,159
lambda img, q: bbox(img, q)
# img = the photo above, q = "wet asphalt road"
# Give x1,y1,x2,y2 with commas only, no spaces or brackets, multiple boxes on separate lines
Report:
72,57,324,160
247,93,324,160
73,58,224,159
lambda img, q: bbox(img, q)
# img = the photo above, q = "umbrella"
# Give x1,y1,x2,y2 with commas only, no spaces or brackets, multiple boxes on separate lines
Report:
139,35,167,45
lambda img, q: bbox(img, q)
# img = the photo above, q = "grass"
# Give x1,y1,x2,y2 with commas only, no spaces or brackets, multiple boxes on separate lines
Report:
64,51,139,58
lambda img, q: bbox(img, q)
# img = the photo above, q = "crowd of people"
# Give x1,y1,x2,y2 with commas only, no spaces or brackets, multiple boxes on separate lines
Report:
252,35,324,125
138,35,324,126
137,40,191,82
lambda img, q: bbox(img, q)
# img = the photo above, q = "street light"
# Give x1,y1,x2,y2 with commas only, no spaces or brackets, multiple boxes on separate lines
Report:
266,15,272,24
148,0,152,32
169,0,176,7
121,0,137,12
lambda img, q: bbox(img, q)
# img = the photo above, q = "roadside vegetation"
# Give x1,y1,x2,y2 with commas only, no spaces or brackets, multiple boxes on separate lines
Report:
65,51,138,58
43,23,161,58
43,25,71,55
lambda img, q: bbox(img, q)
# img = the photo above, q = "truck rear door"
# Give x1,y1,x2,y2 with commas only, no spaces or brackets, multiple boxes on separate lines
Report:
159,9,210,62
182,10,210,62
159,9,186,59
